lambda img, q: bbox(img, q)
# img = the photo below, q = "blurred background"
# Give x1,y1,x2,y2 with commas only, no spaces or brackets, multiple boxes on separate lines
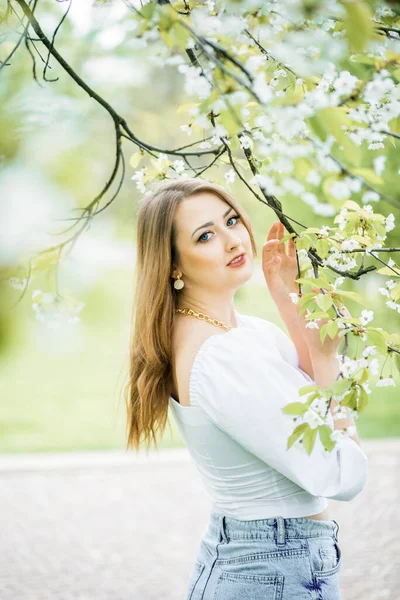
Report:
0,0,399,456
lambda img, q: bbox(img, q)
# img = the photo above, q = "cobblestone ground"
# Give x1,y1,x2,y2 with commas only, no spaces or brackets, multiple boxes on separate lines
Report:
0,439,398,600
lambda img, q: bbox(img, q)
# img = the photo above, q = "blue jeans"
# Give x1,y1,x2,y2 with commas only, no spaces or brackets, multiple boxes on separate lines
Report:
186,511,342,599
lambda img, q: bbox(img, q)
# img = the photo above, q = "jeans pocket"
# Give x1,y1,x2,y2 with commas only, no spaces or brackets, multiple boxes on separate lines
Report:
186,560,205,600
214,572,284,600
310,537,342,577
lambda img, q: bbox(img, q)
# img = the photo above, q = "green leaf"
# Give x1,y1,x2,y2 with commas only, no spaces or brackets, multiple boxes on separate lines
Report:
298,384,319,396
297,292,315,305
376,266,400,277
316,293,333,312
364,329,388,356
129,152,144,169
320,322,328,344
331,378,352,396
358,386,369,414
219,109,242,136
326,320,339,340
303,425,318,455
352,168,383,187
296,277,331,288
338,290,367,305
295,235,313,251
316,238,330,259
314,107,362,166
318,425,336,452
287,423,307,450
341,390,358,409
141,2,156,20
357,367,369,385
306,310,330,320
342,200,362,212
342,0,375,53
282,401,309,415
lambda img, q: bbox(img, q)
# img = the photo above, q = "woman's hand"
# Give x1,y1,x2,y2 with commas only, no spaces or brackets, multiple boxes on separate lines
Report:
262,221,350,359
262,221,299,308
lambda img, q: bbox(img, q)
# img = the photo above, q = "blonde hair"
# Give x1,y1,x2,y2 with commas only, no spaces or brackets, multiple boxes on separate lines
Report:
125,177,257,452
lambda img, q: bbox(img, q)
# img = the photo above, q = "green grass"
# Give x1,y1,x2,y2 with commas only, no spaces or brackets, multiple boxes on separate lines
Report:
0,266,398,454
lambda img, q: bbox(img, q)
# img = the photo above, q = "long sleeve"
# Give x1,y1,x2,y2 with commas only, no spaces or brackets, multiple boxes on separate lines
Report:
246,314,315,383
190,331,368,502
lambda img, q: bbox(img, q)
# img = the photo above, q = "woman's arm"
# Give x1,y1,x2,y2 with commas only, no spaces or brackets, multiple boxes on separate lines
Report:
262,221,314,378
276,302,314,379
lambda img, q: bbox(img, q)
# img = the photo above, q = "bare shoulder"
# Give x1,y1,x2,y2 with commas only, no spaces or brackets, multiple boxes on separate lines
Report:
171,317,225,406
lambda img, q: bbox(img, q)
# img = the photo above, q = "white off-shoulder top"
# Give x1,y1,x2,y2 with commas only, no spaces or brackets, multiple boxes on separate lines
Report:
169,309,368,520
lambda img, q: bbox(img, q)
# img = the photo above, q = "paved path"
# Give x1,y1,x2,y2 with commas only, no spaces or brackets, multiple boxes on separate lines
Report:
1,439,398,599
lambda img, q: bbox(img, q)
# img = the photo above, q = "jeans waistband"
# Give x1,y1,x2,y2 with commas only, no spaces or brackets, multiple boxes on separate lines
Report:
208,511,340,548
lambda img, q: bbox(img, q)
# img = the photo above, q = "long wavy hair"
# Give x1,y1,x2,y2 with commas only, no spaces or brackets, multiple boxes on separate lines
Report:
125,177,257,452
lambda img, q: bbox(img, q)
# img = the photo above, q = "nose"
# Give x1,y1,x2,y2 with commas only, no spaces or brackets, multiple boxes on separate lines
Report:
226,231,242,247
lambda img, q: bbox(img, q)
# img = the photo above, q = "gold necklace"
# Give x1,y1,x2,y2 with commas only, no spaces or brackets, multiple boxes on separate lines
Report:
174,308,233,331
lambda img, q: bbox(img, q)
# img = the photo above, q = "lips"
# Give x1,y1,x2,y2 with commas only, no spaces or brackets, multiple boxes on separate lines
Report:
227,253,246,265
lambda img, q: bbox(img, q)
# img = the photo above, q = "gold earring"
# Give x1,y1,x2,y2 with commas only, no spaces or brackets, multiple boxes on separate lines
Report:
174,274,184,290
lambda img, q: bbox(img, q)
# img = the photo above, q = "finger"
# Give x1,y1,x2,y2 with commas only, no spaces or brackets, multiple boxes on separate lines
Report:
276,222,287,257
288,236,297,259
262,239,280,257
263,252,281,276
266,221,280,241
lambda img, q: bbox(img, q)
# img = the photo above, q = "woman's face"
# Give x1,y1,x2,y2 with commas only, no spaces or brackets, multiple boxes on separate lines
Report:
173,192,253,294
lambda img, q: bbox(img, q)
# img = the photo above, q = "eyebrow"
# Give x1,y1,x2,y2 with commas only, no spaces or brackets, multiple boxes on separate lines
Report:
191,207,234,239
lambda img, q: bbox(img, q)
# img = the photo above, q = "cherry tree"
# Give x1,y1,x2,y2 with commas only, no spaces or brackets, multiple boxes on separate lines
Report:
1,0,400,453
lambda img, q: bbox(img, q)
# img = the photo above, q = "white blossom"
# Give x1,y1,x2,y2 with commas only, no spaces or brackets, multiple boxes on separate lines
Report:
302,192,319,206
376,377,396,387
131,169,146,193
319,225,331,236
180,124,192,136
289,292,299,305
224,169,236,184
306,170,322,186
253,72,274,104
173,160,185,174
333,276,345,289
341,239,360,251
339,357,359,378
361,381,372,395
386,300,400,313
239,135,253,149
305,320,320,329
314,203,336,216
329,180,351,200
362,345,377,358
385,213,395,232
6,277,28,290
360,309,374,326
369,358,380,376
373,155,386,176
333,71,358,96
303,407,325,429
361,191,380,204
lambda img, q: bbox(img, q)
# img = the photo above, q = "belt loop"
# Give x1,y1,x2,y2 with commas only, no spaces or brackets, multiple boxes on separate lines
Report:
332,519,340,542
219,515,228,544
275,517,286,547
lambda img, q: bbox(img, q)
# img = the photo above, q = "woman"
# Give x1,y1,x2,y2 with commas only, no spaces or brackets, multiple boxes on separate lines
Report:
126,177,368,600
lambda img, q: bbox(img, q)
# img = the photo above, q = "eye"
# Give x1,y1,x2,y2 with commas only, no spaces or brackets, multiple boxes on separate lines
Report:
197,215,241,243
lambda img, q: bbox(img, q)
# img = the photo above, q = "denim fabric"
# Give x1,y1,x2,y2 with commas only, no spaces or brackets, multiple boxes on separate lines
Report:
185,511,341,600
